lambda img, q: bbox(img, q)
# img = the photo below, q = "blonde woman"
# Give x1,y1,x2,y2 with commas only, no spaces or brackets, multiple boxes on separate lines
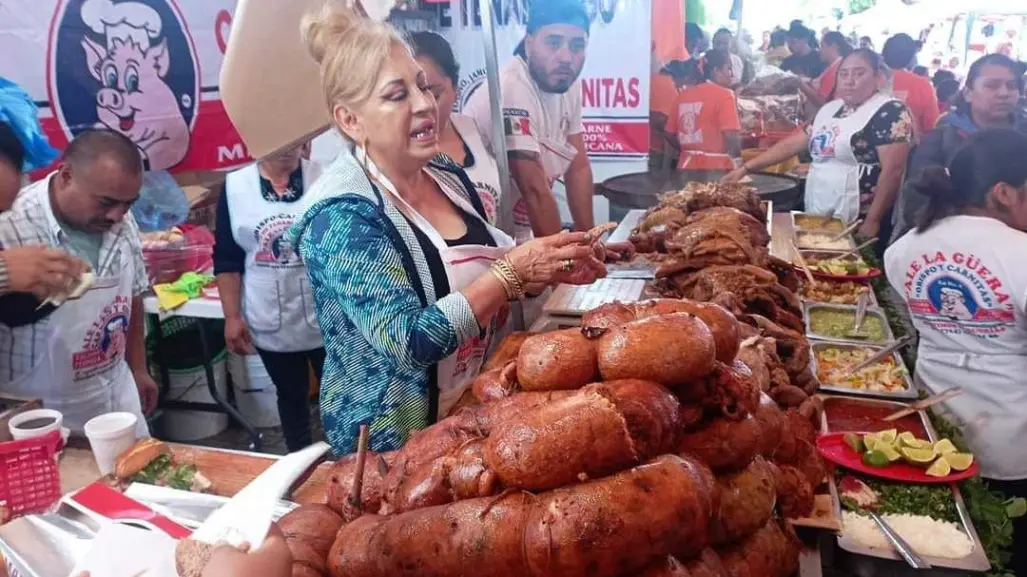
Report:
291,4,607,454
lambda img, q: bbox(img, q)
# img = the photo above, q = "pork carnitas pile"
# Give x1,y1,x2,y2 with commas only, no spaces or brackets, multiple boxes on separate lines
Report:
278,300,823,577
630,182,818,398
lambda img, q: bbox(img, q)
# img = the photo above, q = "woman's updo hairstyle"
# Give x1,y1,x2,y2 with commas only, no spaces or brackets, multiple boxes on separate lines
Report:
301,2,408,114
915,128,1027,232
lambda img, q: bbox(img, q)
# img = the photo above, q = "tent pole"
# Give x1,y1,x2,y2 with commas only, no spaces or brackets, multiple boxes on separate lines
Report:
477,0,525,331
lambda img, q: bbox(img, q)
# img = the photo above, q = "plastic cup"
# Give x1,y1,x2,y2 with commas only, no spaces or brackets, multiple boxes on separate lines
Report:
8,408,63,441
84,412,139,475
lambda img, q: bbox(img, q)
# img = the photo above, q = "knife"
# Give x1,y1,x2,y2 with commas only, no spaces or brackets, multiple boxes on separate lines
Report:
190,441,331,549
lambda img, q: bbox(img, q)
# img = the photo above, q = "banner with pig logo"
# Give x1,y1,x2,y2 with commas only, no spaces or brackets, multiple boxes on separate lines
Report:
1,0,250,174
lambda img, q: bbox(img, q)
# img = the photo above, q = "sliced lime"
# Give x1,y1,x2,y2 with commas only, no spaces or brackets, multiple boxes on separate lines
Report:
1006,498,1027,519
862,450,890,468
934,439,958,455
844,433,865,454
877,429,898,445
897,432,918,447
943,452,974,472
901,447,937,466
926,458,952,478
874,441,902,463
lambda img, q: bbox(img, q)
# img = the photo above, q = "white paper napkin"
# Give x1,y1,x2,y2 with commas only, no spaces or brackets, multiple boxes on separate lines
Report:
69,524,178,577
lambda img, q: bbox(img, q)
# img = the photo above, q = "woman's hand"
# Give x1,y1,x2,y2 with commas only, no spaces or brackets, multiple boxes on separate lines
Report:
506,231,606,288
857,219,880,240
224,316,256,355
721,167,748,184
202,527,293,577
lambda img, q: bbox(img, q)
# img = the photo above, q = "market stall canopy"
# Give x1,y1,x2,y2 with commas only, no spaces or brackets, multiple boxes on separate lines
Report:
220,0,396,160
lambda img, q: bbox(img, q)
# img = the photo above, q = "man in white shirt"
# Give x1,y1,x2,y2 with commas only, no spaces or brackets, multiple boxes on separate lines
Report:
465,0,595,243
0,129,156,437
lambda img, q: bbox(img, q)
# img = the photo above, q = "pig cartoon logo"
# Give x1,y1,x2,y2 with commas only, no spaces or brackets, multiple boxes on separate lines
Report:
48,0,199,171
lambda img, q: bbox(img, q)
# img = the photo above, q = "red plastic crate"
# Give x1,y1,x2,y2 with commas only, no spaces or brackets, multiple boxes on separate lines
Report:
0,431,63,519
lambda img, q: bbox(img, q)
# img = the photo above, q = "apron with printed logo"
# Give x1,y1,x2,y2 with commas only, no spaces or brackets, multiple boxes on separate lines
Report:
4,251,148,438
226,160,325,353
361,153,516,416
806,93,895,224
450,113,502,226
914,349,1027,480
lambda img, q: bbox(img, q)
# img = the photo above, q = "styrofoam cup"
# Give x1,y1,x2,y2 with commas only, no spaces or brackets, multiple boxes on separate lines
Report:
8,409,63,441
84,412,139,475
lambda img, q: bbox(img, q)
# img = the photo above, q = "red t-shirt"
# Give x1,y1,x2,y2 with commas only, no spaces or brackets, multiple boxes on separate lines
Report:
892,70,940,134
667,82,741,170
650,74,679,154
817,59,841,100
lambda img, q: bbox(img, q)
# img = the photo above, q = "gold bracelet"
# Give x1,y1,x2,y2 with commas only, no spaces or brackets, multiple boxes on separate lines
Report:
491,259,525,301
499,258,526,300
488,265,516,301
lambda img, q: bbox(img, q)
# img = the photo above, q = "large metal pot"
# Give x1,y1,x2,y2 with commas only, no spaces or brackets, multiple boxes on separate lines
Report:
599,169,802,222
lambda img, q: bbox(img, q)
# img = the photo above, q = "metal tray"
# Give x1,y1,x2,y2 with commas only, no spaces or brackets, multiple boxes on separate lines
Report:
819,395,991,573
790,211,847,234
804,303,896,345
795,230,857,251
795,249,870,268
810,341,917,400
799,280,877,307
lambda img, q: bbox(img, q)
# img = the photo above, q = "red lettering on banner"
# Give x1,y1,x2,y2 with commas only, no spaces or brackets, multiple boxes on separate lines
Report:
215,10,232,55
581,121,647,155
581,77,642,109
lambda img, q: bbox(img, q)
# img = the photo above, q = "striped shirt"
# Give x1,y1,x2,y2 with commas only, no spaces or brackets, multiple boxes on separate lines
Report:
0,174,149,383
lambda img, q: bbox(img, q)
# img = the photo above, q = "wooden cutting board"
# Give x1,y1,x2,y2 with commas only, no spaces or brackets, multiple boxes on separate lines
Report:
169,444,331,504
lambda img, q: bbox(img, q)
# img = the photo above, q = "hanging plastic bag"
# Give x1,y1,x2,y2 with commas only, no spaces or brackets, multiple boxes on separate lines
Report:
131,170,190,232
0,77,59,172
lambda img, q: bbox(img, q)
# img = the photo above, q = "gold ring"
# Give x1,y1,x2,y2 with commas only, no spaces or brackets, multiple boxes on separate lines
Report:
561,259,575,272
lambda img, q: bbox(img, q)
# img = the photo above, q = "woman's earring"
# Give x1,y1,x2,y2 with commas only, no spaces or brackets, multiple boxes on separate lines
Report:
361,138,370,171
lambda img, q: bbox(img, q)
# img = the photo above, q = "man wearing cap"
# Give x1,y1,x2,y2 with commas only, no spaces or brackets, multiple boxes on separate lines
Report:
465,0,595,244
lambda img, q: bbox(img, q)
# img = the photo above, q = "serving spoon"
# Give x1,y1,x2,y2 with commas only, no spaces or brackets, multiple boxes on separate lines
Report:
845,292,871,339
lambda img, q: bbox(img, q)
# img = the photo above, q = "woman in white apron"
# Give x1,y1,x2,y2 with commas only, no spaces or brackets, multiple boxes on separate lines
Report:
724,49,914,258
213,144,325,451
290,4,607,454
884,129,1027,577
409,32,503,226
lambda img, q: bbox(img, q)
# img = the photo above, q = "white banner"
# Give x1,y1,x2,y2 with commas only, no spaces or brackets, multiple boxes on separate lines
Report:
436,0,652,159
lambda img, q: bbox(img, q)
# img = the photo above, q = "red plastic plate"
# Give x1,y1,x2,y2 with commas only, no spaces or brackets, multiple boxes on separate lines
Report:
817,432,980,484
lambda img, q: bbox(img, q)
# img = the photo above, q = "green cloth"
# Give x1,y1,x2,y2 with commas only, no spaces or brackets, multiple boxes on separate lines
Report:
168,272,215,298
686,0,705,24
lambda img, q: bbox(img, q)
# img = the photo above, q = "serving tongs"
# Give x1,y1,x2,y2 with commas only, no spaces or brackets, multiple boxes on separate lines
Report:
838,237,878,260
883,387,964,422
828,219,862,243
839,476,932,569
845,292,871,339
791,242,815,284
844,335,913,375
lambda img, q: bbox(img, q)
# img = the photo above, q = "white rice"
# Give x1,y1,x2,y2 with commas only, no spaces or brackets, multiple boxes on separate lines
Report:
841,511,975,559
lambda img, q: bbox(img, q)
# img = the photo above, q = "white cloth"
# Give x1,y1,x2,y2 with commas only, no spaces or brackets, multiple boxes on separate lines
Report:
225,161,324,353
464,56,583,244
886,215,1027,479
805,93,895,224
729,53,744,86
450,113,502,225
356,148,515,416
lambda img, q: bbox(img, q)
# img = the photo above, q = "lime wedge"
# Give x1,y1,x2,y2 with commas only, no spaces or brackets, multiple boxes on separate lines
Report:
863,433,880,448
1006,498,1027,519
877,429,898,445
897,432,918,447
862,450,890,468
904,438,934,451
844,433,865,454
934,439,958,455
874,441,902,462
944,452,974,472
926,458,952,478
901,447,937,466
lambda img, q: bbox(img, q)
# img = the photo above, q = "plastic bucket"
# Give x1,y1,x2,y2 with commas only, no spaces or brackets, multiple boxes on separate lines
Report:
154,352,230,441
227,353,281,428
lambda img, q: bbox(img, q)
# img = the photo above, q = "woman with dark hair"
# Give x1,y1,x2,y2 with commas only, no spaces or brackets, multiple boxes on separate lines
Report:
892,53,1027,241
409,31,502,223
666,50,741,171
781,22,825,78
885,129,1027,577
764,28,791,68
725,50,913,257
802,30,852,106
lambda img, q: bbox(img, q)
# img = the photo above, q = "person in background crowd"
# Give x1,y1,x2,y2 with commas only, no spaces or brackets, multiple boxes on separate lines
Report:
882,33,940,136
666,53,741,172
892,54,1026,242
214,143,324,452
0,129,155,437
465,0,595,243
885,130,1027,577
801,31,852,107
725,50,913,258
859,36,874,51
764,29,791,69
782,22,826,79
409,32,502,224
932,68,956,88
649,58,681,171
0,122,87,309
935,79,962,115
712,28,744,88
293,4,607,453
686,22,709,57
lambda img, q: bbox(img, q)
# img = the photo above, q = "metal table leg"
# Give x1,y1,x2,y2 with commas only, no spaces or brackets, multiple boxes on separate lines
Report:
196,322,263,451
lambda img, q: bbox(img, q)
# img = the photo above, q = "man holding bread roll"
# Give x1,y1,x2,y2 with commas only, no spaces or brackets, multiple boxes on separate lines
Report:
0,129,156,438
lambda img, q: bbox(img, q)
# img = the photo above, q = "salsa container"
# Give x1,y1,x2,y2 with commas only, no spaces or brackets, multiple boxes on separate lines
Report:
819,395,991,573
790,211,847,234
810,341,916,400
804,303,896,345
